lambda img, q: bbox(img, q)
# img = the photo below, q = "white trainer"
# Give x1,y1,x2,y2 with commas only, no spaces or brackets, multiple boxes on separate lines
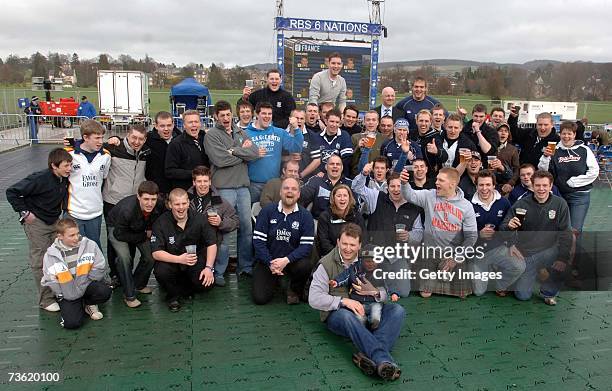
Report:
85,305,103,320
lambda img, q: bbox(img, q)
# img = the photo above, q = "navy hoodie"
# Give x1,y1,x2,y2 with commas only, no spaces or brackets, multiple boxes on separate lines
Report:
538,140,599,195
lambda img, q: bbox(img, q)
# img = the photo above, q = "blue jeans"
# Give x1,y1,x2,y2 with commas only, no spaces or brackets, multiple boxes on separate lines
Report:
108,228,154,300
218,187,253,274
471,245,526,296
249,182,266,204
512,246,559,300
563,191,591,233
73,215,102,251
214,241,230,278
326,303,405,366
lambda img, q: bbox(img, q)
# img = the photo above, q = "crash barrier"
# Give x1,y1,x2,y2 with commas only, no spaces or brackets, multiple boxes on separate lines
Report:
0,114,29,151
172,115,215,131
22,115,91,143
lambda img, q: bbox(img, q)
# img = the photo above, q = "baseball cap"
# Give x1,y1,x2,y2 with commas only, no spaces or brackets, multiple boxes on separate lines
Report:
394,119,409,129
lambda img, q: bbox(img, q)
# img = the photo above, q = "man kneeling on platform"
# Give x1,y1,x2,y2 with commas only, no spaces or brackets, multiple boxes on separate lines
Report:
41,218,111,329
309,223,404,381
151,188,217,312
252,177,315,305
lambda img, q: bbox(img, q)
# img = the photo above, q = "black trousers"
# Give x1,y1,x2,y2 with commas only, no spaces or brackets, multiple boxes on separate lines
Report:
153,259,212,301
58,281,112,329
251,259,311,305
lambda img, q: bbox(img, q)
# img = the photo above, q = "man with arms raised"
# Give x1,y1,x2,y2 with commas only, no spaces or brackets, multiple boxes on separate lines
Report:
400,167,478,298
508,110,560,166
240,69,296,129
309,223,404,380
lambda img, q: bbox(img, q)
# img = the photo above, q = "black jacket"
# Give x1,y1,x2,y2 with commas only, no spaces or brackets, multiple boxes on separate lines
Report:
366,192,422,247
462,120,499,157
151,209,217,259
145,127,181,194
374,105,404,124
441,132,478,167
500,194,572,263
165,131,210,190
107,195,165,244
316,207,366,256
416,129,448,178
240,87,296,129
6,169,69,225
508,114,560,167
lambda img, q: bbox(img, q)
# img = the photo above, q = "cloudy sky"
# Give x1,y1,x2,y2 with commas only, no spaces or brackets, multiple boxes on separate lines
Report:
1,0,610,66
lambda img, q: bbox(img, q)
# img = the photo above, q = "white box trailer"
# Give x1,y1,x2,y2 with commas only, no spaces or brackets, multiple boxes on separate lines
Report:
502,100,578,123
97,70,150,127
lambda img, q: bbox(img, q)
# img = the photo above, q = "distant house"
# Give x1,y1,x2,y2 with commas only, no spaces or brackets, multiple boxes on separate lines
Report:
194,68,208,84
60,69,77,87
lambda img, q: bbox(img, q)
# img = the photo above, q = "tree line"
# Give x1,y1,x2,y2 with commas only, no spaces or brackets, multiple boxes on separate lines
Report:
1,52,610,101
379,62,612,102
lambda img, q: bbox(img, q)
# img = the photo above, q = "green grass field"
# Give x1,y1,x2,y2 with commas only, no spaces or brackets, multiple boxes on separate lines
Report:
1,87,611,124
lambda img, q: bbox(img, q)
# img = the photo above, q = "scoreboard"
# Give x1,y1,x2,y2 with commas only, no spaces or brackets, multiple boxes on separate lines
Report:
283,39,372,112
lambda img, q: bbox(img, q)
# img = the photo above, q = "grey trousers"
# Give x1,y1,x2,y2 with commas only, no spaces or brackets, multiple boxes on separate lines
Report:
23,217,57,308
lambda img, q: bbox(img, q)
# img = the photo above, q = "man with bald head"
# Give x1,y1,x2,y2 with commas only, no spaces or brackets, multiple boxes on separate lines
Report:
375,87,403,123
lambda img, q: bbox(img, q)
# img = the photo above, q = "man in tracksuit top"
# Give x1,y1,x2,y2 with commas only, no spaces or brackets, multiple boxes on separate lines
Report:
394,76,441,140
165,110,210,191
41,218,111,329
318,108,353,177
469,171,524,296
107,181,165,308
6,148,72,312
145,111,181,198
500,170,573,305
300,154,352,219
204,100,260,276
252,177,314,305
65,120,111,251
246,101,303,203
508,110,560,166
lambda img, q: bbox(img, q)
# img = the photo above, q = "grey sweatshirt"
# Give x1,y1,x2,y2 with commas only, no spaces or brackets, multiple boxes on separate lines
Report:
400,182,478,248
203,123,259,189
308,70,347,110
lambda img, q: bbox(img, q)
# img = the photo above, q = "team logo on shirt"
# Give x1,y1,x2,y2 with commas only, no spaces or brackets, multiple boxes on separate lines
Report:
548,210,556,220
169,236,175,245
72,164,81,170
99,165,105,171
497,210,504,217
276,102,282,108
270,219,278,224
336,143,340,149
291,221,300,230
150,235,156,243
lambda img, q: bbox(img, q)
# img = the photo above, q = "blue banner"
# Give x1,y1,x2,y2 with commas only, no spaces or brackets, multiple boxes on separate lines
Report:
275,17,382,36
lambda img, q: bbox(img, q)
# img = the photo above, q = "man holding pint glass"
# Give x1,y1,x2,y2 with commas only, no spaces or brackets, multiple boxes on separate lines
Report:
500,170,573,305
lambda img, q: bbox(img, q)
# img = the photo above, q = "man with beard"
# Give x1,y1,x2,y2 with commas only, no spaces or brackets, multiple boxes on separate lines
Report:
240,69,296,129
252,177,315,305
260,160,301,208
309,52,347,111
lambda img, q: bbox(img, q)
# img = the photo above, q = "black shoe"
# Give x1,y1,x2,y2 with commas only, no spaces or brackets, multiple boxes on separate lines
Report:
238,271,252,280
109,276,121,289
377,362,401,381
352,352,376,376
168,300,181,312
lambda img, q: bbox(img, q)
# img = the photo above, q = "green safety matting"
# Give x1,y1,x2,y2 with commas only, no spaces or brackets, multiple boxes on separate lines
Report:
0,189,610,390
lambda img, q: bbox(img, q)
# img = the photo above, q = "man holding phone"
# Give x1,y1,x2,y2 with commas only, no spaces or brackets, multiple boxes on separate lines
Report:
240,69,296,129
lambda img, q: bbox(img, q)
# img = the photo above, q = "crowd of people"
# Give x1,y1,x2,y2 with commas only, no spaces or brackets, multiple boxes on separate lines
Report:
6,52,601,381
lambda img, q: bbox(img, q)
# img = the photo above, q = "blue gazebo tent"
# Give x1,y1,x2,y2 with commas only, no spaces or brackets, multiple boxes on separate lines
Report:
170,78,213,126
